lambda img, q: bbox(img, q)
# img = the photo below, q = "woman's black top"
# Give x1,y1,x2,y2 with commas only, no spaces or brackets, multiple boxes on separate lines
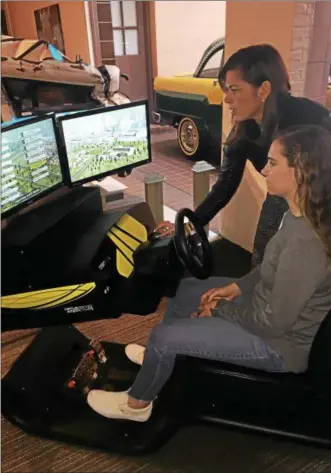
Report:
195,94,331,265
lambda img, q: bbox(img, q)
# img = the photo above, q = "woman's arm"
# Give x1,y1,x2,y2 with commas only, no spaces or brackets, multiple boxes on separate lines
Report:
194,142,247,226
194,139,268,227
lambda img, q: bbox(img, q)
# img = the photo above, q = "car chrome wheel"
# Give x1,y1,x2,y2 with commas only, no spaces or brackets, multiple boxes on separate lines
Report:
178,118,199,156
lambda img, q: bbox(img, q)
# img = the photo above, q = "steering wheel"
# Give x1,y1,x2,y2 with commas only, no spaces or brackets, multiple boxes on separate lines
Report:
174,208,213,279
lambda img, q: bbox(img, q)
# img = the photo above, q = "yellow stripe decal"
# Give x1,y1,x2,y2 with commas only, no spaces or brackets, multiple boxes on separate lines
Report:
111,226,141,251
1,283,96,310
37,284,96,309
107,231,134,264
116,213,147,243
107,213,148,278
117,252,135,279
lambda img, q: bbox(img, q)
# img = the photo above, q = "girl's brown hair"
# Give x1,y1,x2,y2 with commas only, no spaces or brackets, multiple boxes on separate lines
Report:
277,125,331,259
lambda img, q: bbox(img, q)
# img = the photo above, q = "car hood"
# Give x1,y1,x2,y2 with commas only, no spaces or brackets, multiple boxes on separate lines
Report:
154,74,221,103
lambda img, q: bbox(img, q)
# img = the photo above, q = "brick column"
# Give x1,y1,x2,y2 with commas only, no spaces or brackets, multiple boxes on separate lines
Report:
304,2,331,105
290,2,331,104
289,2,315,97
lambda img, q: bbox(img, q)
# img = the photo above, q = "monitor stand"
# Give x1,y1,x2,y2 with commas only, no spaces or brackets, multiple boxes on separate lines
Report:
86,176,126,207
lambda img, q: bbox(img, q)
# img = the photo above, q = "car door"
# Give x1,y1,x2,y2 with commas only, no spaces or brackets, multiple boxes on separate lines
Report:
195,43,224,147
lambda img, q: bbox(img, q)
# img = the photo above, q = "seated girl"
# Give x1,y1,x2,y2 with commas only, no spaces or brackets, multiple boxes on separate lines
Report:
88,125,331,422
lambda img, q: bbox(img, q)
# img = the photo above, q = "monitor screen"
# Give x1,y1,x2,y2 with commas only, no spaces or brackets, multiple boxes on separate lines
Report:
59,101,151,185
1,116,63,218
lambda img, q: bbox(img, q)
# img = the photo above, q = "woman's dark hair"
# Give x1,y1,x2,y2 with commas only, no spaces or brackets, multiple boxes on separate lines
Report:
276,125,331,259
219,44,291,145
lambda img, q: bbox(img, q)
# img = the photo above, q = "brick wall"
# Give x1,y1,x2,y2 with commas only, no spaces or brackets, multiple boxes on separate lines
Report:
290,1,331,103
289,2,316,97
304,2,331,104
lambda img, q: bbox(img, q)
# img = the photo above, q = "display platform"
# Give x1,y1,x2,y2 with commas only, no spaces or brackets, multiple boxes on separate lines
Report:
2,325,188,455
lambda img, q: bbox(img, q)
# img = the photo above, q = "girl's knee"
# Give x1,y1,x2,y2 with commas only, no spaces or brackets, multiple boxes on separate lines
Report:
149,323,173,347
176,277,196,295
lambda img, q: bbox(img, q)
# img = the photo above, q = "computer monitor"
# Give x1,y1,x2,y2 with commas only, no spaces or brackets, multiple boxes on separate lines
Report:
1,116,63,219
58,100,151,186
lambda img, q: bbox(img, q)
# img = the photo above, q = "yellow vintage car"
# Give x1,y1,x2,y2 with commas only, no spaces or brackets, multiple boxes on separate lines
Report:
154,37,224,162
154,39,331,161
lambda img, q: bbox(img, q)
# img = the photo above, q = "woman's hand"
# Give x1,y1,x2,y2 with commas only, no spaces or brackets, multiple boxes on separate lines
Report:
154,220,175,237
200,283,241,304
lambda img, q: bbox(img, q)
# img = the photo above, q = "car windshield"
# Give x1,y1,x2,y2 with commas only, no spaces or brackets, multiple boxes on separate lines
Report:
198,48,223,79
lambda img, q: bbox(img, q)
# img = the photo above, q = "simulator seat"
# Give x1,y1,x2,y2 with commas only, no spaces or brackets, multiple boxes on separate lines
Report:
184,308,331,447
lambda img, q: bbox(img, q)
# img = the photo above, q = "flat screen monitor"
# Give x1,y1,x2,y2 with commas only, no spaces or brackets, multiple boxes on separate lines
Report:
58,100,151,186
1,116,63,219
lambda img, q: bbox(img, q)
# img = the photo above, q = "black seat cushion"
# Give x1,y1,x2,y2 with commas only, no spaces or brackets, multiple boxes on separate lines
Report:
192,356,309,387
191,308,331,398
185,356,312,416
308,308,331,392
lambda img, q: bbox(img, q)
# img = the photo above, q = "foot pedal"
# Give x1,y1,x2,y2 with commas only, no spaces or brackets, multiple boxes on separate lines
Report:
66,339,107,397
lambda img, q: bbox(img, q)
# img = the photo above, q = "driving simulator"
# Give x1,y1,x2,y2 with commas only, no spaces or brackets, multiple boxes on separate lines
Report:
2,100,331,456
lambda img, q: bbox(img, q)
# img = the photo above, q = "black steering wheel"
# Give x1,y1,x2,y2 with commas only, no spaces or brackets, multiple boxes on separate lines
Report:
174,208,213,279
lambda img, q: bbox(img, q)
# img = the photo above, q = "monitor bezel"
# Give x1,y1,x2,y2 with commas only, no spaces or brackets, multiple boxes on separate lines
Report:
56,100,152,187
1,114,65,220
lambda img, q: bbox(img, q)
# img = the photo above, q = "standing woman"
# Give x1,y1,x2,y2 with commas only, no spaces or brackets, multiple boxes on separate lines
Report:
156,44,331,270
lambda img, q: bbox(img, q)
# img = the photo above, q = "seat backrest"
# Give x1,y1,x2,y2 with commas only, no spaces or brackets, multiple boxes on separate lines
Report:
308,308,331,392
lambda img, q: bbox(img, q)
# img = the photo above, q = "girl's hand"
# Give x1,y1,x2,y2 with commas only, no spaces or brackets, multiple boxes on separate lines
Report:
200,283,241,304
192,300,218,318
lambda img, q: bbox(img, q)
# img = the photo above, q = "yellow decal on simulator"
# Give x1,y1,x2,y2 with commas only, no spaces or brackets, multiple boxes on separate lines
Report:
107,213,147,278
1,283,96,310
117,213,148,242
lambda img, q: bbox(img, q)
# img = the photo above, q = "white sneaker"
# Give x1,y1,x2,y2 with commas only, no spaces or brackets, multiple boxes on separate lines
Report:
87,390,152,422
125,344,145,366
